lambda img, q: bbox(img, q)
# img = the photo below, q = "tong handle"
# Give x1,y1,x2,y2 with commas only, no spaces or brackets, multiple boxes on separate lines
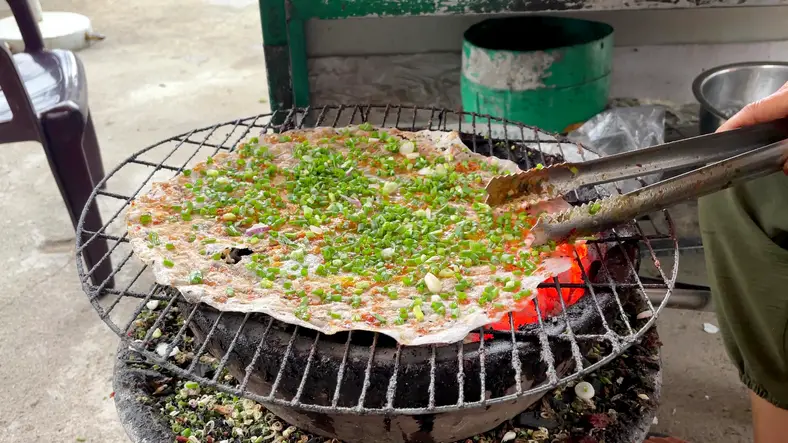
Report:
566,119,788,188
531,138,788,246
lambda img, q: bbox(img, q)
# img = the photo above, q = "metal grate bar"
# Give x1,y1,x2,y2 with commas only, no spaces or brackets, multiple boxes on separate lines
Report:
85,246,131,291
455,341,465,406
532,128,548,167
356,332,379,409
427,344,437,409
186,311,226,374
613,229,659,315
82,231,129,243
477,328,487,404
140,289,180,347
551,277,585,371
313,106,330,126
384,343,402,411
508,313,523,394
635,215,677,313
291,333,321,405
266,325,299,400
586,243,632,336
164,302,204,366
294,106,312,129
101,286,163,300
97,190,132,200
102,264,148,319
77,127,203,255
331,331,353,408
129,159,182,171
380,104,392,127
574,245,618,334
531,289,559,385
211,313,251,382
239,317,274,394
329,105,344,128
122,285,165,336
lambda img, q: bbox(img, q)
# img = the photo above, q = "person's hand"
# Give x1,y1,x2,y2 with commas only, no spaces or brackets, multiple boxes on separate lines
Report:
717,81,788,174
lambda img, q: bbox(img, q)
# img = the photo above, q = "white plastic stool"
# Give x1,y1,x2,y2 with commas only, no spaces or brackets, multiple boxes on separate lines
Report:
0,0,100,52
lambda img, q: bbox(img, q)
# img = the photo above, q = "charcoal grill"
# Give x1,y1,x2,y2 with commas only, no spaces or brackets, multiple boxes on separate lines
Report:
76,105,678,443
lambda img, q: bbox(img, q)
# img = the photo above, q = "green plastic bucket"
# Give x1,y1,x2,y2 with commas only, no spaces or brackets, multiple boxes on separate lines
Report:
461,16,614,133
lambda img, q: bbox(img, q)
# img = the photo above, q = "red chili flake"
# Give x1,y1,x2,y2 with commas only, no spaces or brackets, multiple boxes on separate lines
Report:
109,391,116,399
175,436,189,443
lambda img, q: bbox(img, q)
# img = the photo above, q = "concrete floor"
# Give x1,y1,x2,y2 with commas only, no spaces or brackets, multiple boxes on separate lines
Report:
0,1,753,442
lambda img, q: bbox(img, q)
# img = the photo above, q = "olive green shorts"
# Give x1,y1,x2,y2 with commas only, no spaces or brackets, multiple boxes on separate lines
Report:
699,172,788,409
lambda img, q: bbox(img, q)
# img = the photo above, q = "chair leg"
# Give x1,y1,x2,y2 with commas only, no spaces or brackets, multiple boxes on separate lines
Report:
82,112,107,189
41,109,114,290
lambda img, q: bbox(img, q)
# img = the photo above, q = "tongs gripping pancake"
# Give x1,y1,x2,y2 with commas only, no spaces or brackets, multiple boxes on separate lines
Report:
485,120,788,207
484,121,788,246
528,138,788,246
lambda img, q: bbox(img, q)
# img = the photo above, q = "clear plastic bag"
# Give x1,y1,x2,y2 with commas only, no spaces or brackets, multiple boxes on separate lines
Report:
568,105,666,194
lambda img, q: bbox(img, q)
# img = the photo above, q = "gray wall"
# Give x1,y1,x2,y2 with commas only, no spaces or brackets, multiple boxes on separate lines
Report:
306,6,788,57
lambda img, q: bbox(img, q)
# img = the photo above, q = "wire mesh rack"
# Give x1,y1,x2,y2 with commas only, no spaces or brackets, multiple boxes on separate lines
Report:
76,105,678,416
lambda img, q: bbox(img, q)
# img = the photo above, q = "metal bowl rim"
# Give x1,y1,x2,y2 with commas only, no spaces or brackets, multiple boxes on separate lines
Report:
692,61,788,121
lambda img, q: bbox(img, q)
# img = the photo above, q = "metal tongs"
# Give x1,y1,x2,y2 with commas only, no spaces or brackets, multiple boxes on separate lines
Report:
485,120,788,246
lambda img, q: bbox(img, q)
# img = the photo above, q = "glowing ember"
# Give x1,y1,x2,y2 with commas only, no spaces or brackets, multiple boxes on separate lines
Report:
467,242,593,341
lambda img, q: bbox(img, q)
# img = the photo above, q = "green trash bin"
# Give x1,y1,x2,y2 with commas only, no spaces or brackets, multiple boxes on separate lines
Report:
461,16,614,133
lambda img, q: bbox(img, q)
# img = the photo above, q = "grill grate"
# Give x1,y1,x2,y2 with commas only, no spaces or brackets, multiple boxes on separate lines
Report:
76,105,678,415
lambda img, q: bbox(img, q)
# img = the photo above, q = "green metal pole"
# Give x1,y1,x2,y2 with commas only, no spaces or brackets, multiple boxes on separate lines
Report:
259,0,292,116
287,18,311,108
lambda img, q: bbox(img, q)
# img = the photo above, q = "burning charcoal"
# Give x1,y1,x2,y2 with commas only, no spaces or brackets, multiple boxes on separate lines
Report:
516,410,559,429
587,413,612,429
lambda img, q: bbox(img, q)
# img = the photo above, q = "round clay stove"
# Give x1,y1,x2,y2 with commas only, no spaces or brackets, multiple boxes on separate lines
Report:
113,314,663,443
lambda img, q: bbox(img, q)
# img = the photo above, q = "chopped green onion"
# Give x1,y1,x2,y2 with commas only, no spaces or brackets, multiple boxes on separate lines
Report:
188,270,203,284
140,213,153,225
413,305,424,321
290,249,305,262
162,259,174,268
381,181,398,195
351,295,362,308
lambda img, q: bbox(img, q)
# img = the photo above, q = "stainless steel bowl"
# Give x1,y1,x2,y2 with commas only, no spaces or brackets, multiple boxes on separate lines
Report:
692,61,788,134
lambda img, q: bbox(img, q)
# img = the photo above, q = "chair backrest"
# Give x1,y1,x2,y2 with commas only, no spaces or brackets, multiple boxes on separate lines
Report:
0,1,44,143
6,0,44,53
0,44,41,142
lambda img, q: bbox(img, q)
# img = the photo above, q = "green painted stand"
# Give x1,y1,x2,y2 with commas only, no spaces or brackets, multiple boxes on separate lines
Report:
256,0,737,114
461,17,614,132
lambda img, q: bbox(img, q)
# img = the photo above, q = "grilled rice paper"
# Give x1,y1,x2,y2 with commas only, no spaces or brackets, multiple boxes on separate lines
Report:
127,126,579,345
